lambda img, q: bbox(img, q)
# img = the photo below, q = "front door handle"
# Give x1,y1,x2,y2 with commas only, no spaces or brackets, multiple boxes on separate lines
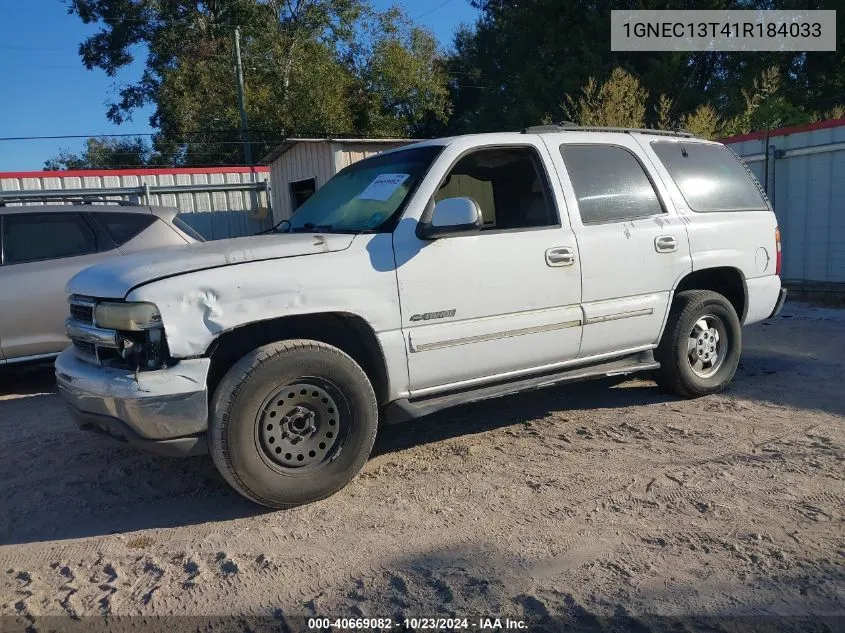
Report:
655,235,678,253
546,247,575,267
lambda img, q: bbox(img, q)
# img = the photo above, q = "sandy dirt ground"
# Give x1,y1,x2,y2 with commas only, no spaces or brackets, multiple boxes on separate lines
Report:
0,301,843,632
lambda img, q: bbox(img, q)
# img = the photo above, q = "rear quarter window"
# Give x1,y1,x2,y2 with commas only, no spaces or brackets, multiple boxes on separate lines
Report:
650,141,769,212
93,212,157,246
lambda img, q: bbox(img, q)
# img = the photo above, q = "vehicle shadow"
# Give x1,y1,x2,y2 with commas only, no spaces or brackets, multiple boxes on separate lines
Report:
0,362,57,396
0,316,841,546
0,374,676,546
373,376,677,457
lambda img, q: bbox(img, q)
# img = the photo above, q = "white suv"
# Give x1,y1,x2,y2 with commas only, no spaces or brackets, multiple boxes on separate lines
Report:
55,127,786,508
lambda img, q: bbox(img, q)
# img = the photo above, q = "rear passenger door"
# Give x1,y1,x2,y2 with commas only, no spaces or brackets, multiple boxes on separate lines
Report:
546,135,692,359
0,212,120,360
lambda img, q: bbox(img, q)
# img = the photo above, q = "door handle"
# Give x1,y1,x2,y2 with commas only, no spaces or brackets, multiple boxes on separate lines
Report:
546,247,575,267
655,235,678,253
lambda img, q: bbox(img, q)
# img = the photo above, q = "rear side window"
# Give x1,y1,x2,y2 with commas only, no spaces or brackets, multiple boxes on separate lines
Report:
2,212,98,264
650,141,769,212
172,214,206,242
560,145,664,224
93,212,156,246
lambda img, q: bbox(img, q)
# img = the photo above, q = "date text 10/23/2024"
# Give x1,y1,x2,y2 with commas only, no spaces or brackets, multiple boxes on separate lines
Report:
307,617,528,630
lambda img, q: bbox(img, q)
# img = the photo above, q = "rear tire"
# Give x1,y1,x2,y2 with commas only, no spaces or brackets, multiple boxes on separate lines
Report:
209,339,378,508
654,290,741,398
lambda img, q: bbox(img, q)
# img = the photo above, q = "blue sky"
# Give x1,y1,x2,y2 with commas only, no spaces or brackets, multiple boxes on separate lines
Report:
0,0,479,172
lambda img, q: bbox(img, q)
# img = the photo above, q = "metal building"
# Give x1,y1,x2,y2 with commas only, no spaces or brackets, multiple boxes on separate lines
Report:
723,118,845,294
0,166,272,240
260,138,413,222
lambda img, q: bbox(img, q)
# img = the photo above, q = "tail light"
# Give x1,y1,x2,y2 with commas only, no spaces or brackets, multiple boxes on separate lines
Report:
775,226,782,276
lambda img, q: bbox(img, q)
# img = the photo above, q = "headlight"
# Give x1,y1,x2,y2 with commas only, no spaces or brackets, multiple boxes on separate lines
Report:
94,302,162,331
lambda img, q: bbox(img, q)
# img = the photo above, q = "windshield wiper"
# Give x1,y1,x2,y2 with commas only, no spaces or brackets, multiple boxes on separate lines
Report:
290,222,334,233
256,219,291,234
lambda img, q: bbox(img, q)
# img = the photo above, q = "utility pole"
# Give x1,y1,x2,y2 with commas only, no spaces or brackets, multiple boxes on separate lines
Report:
233,27,252,166
234,26,263,224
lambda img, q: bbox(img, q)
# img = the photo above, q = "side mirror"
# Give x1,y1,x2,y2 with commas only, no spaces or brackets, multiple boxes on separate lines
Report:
417,197,483,240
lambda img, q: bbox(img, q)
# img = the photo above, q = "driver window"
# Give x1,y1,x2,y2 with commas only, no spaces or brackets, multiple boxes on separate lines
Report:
434,147,557,230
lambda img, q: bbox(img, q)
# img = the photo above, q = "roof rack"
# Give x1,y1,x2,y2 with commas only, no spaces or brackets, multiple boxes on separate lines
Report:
0,194,136,207
522,122,696,138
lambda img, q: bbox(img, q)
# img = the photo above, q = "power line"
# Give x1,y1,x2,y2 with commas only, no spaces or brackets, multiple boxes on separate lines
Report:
415,0,457,20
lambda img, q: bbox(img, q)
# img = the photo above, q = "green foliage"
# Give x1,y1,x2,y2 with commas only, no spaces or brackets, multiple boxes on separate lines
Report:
563,68,646,128
681,105,721,140
44,136,165,170
63,0,452,166
57,0,845,170
450,0,845,137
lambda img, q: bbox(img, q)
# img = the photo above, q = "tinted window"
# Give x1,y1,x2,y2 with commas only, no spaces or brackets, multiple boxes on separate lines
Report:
435,147,557,230
94,212,156,246
651,141,768,212
560,145,663,224
2,213,98,264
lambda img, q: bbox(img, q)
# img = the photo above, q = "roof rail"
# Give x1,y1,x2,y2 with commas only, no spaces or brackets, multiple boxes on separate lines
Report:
522,122,697,138
0,194,135,207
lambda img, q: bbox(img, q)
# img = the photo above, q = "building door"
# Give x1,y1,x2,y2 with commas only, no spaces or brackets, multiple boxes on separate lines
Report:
290,178,317,212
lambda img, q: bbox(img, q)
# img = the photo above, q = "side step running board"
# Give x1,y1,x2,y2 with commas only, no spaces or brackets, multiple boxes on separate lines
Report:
383,351,660,423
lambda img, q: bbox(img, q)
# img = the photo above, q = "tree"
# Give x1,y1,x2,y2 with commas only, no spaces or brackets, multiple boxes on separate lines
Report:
66,0,452,165
682,105,721,140
44,136,164,170
348,9,451,137
449,0,845,136
563,68,646,128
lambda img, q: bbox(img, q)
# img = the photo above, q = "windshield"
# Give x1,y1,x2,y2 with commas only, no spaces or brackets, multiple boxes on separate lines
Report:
287,145,443,232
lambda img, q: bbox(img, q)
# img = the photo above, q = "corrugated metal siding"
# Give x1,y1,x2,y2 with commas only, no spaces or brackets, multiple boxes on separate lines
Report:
725,124,845,285
338,143,407,169
269,143,335,221
0,169,271,240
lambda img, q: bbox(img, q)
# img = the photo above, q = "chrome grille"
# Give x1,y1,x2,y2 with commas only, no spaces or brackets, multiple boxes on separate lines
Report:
67,297,115,363
73,340,97,358
70,303,94,323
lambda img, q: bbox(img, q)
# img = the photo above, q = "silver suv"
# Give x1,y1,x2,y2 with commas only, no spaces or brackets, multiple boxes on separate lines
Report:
0,201,201,365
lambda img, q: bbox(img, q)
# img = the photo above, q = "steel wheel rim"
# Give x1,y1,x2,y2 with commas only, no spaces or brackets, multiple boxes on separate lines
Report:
256,378,346,472
687,313,727,378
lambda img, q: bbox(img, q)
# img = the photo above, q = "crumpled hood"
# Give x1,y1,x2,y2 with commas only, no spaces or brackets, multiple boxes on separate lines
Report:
67,232,355,299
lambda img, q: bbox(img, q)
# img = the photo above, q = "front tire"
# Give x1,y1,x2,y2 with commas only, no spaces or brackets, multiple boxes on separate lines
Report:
654,290,742,398
209,339,378,508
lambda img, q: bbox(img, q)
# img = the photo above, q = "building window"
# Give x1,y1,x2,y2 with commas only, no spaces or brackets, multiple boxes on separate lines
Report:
290,178,317,211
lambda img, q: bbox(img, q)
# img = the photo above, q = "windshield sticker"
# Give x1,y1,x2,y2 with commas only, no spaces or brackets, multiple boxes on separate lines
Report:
356,173,410,202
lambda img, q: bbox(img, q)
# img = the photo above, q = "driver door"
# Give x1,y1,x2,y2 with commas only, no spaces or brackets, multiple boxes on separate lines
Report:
392,138,583,394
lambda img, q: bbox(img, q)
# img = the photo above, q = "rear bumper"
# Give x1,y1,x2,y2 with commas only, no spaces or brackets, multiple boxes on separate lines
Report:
744,275,784,326
55,349,210,456
769,287,788,319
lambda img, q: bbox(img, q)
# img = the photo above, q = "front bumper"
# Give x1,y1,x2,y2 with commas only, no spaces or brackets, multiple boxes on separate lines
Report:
55,349,210,457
